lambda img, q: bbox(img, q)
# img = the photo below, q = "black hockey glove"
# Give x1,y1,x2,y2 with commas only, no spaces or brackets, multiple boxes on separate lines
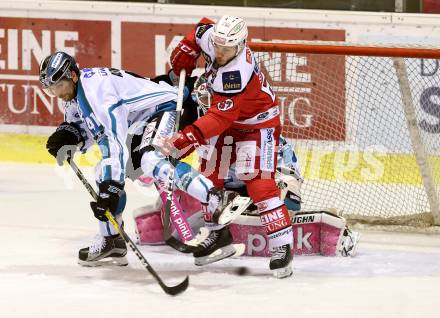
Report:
46,122,84,165
90,181,126,222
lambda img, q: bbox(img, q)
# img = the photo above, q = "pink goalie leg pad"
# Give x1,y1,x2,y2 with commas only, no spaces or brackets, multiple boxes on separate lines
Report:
134,190,204,245
230,217,270,256
291,215,321,256
319,212,345,256
230,211,346,257
175,189,202,215
134,207,165,245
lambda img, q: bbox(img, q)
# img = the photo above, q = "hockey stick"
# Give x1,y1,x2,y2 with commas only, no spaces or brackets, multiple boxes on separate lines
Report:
154,181,198,253
162,69,192,252
67,157,189,296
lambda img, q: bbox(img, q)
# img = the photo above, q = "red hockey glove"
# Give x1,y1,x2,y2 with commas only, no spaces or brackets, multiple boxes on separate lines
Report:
170,39,200,75
158,125,205,160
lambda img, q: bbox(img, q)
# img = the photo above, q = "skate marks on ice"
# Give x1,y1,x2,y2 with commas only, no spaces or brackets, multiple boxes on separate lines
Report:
135,238,440,280
2,216,440,291
2,163,440,318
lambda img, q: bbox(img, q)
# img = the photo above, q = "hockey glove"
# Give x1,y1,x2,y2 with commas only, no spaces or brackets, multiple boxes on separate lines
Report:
90,181,126,222
159,125,205,160
46,122,84,166
170,39,200,75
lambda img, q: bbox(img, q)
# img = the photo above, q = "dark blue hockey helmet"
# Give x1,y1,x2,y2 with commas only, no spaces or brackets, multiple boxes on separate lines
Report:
39,51,79,96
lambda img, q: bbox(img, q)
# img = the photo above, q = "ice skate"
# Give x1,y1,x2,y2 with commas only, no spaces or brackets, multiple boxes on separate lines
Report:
193,226,237,266
78,234,128,267
209,188,249,225
269,244,293,279
339,227,360,257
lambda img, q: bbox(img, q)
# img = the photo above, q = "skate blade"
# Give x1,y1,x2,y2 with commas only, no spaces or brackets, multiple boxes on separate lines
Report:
231,243,245,258
78,256,128,267
218,197,252,225
272,265,293,279
194,244,237,266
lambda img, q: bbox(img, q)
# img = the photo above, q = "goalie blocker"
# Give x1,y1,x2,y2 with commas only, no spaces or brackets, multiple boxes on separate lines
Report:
133,189,359,257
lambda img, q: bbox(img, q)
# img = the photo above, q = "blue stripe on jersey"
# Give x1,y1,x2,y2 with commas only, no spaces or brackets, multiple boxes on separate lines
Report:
199,177,209,194
151,158,168,181
76,81,95,117
124,91,177,105
105,91,177,182
77,80,105,137
98,137,112,180
155,100,177,113
78,85,176,183
78,80,113,180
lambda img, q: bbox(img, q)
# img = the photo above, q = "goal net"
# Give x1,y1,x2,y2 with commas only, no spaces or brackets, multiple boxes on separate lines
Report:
250,42,440,227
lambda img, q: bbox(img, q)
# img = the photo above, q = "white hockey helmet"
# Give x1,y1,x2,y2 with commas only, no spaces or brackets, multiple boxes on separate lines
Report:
210,15,248,56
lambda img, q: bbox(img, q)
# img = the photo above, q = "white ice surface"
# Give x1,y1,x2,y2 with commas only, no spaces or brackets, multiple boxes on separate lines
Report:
1,163,440,318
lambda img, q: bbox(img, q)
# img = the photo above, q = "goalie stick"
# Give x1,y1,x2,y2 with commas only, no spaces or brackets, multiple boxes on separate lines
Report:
67,157,189,296
160,70,250,254
162,69,193,252
155,181,198,253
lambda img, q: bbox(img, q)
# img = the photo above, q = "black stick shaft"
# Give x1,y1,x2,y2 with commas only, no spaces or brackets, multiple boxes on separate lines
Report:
67,157,189,296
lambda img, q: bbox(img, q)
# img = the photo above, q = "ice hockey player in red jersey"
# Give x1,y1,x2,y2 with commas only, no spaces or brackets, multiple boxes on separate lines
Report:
163,15,293,278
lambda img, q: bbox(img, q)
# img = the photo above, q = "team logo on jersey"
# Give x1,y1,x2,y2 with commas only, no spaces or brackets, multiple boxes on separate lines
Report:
217,99,234,111
222,71,241,91
261,128,275,171
257,112,269,121
196,24,213,39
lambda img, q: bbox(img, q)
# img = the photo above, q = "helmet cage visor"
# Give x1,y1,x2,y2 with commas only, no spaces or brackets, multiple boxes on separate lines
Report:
40,59,72,90
42,79,71,98
192,79,212,116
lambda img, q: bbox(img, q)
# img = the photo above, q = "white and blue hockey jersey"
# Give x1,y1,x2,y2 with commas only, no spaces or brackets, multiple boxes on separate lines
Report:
64,67,178,183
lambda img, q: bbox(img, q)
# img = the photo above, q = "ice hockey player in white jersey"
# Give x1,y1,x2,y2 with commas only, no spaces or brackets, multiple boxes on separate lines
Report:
40,51,238,266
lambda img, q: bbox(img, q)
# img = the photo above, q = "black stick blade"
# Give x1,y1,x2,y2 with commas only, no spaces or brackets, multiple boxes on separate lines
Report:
162,276,189,296
165,236,198,254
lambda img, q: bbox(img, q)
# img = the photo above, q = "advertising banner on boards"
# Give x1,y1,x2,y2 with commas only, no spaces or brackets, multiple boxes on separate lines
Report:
0,14,345,141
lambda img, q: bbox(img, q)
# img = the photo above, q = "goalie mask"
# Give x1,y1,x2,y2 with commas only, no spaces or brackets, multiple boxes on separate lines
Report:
191,74,212,117
210,15,248,57
39,51,79,97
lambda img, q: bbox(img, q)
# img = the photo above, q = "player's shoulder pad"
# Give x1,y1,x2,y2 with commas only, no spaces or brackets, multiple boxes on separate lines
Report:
196,24,213,39
79,67,117,92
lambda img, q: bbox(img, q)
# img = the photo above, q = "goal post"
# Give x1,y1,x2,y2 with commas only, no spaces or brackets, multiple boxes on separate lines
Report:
249,42,440,227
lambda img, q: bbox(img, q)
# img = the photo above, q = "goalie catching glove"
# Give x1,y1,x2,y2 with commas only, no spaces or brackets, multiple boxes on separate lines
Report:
90,181,126,222
46,122,84,165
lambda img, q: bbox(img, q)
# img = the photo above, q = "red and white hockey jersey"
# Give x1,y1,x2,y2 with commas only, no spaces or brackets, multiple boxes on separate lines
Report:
190,19,280,139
